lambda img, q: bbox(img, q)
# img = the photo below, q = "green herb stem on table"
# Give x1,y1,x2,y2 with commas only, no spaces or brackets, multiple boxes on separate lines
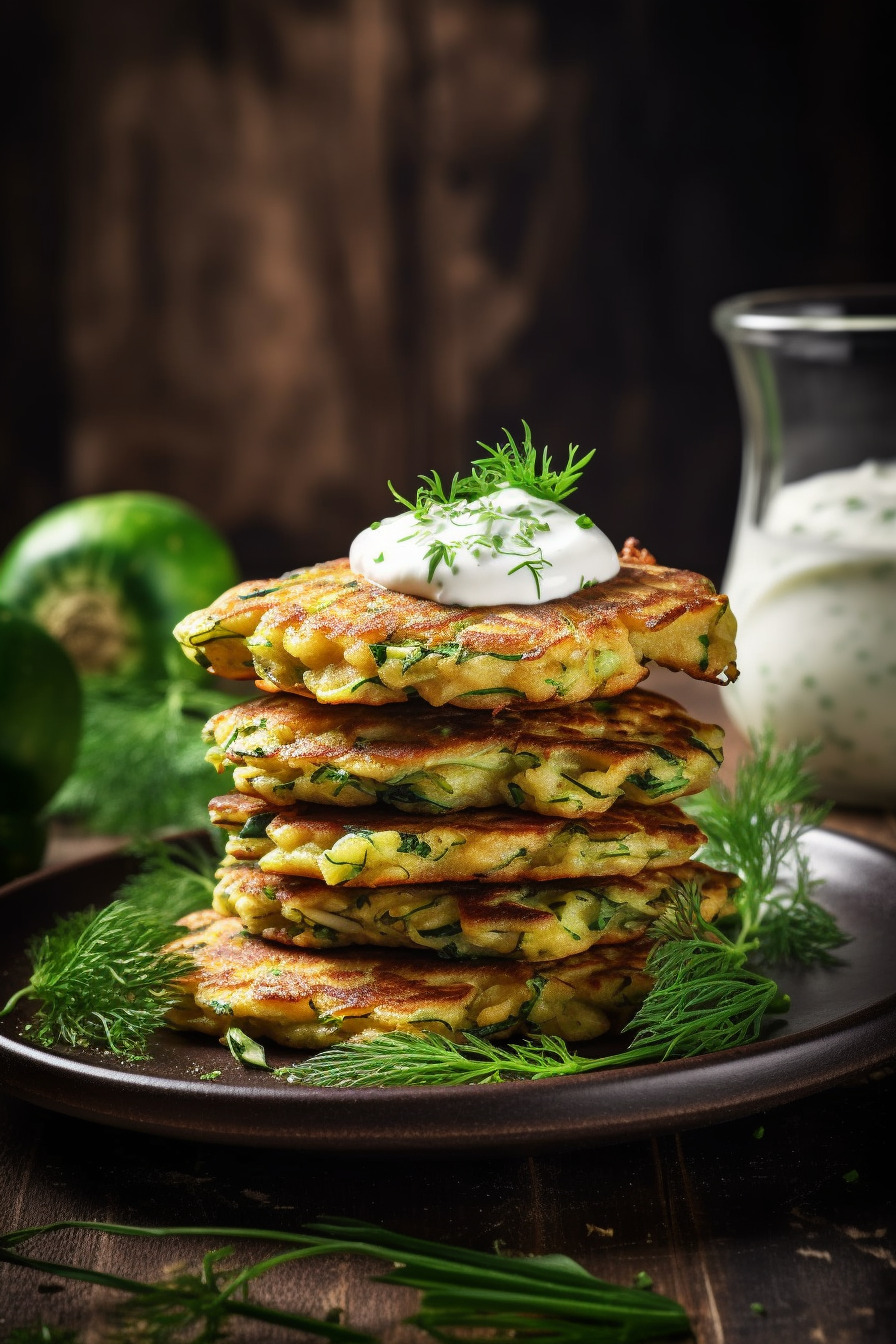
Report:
0,1218,691,1344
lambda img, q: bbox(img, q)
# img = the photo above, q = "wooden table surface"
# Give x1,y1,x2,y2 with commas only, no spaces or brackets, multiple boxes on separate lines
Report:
2,674,895,1343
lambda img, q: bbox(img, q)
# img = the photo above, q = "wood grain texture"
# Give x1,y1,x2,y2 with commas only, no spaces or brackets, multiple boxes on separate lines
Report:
63,0,580,575
5,2,896,582
0,1069,893,1340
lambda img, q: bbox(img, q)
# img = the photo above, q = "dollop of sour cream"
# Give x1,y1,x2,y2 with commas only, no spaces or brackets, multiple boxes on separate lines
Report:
349,485,619,606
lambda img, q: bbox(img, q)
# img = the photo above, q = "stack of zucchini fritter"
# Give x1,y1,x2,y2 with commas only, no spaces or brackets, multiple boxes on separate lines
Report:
166,549,738,1052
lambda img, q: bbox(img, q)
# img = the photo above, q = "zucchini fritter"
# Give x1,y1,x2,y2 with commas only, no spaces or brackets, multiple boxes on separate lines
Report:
204,688,724,817
210,792,706,884
175,555,737,708
165,911,655,1047
212,860,736,962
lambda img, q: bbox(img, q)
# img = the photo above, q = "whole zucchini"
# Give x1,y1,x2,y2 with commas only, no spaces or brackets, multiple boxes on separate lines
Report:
0,492,238,681
0,606,81,816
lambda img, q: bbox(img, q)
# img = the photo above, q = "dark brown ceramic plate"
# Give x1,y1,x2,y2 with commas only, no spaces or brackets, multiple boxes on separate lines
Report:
0,829,894,1152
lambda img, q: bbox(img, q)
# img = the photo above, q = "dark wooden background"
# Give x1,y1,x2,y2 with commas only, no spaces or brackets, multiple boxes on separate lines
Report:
3,0,896,584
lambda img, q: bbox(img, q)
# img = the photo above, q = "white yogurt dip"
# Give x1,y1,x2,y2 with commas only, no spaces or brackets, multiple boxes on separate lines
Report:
349,485,619,606
725,460,896,805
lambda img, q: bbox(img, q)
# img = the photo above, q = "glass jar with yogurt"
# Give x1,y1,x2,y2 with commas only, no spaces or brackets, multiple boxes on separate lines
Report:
713,287,896,807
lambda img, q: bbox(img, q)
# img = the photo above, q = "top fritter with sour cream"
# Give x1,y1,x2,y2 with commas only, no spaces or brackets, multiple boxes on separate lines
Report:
174,544,737,710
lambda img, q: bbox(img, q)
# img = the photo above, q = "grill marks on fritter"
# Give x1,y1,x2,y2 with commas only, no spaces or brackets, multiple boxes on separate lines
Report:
174,556,737,707
165,911,656,1047
203,688,724,817
211,860,737,962
210,791,706,886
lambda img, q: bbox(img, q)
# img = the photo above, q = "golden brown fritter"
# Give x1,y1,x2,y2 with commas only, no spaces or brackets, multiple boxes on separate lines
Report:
210,792,706,885
175,555,737,708
204,688,724,817
164,910,655,1047
212,860,736,962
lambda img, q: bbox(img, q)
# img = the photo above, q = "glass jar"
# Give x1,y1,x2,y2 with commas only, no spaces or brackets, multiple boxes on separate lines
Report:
713,286,896,807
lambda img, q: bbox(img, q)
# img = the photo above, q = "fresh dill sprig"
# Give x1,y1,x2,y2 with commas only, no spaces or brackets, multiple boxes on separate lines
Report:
116,838,219,923
276,1031,608,1087
0,1241,372,1344
0,903,193,1058
47,677,245,836
759,873,847,968
389,468,464,515
389,421,593,518
684,731,846,965
471,422,595,502
0,842,218,1059
623,881,788,1057
0,1218,691,1344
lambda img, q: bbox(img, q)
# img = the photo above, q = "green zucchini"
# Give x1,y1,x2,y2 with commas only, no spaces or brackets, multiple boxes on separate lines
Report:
0,492,237,681
0,607,81,815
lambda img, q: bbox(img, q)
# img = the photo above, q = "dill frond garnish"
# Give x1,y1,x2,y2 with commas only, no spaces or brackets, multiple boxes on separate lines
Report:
0,842,218,1059
624,880,788,1056
0,903,193,1058
684,731,846,966
116,838,219,923
759,884,847,968
471,422,595,501
389,421,594,518
0,1218,691,1344
283,1032,604,1087
47,677,244,836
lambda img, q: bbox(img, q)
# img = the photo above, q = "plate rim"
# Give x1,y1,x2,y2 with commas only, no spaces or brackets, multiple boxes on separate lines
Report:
1,827,894,1151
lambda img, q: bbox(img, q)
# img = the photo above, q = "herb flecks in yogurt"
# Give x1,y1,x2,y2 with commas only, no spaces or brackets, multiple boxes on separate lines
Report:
349,424,619,606
766,460,896,548
725,459,896,806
